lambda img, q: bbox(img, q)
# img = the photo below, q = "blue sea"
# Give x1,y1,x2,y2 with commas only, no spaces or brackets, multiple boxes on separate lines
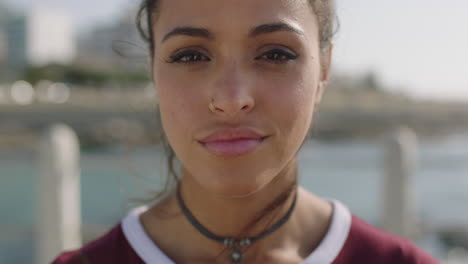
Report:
1,136,467,263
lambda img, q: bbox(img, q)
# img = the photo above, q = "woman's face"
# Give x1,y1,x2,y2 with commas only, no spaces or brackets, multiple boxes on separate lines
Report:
153,0,330,196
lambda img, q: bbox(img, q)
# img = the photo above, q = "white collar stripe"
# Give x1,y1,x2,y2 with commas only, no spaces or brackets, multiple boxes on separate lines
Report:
122,200,352,264
302,200,352,264
122,206,175,264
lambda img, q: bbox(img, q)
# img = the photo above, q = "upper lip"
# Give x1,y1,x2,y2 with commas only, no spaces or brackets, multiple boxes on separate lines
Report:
198,127,267,143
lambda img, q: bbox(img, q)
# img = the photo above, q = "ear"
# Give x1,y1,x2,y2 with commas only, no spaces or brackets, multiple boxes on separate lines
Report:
315,42,334,105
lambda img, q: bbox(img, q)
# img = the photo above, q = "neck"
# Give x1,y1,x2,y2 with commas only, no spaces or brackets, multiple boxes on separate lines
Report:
141,159,334,263
179,160,298,240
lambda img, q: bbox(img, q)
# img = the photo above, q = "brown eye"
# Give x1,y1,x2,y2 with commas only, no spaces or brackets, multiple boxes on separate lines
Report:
168,50,210,64
255,49,298,64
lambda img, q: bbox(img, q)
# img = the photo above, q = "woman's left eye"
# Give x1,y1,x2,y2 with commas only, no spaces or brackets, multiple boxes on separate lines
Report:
255,49,298,63
167,50,210,64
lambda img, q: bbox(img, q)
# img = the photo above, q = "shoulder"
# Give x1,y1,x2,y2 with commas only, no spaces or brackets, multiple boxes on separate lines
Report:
52,224,144,264
333,215,439,264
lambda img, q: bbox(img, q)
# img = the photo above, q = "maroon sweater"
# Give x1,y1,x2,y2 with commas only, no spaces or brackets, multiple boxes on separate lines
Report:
53,215,439,264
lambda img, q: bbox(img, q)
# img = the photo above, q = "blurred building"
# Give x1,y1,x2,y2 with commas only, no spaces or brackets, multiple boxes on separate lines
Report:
28,7,76,66
0,4,7,70
1,6,76,75
0,30,6,67
5,14,28,72
0,4,27,80
76,8,148,71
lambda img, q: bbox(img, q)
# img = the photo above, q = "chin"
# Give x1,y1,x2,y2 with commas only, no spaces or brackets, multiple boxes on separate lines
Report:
200,169,275,198
180,150,285,198
212,182,262,198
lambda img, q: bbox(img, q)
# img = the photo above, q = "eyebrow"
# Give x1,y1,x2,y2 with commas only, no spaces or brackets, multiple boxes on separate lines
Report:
162,27,213,43
249,23,304,37
161,22,304,43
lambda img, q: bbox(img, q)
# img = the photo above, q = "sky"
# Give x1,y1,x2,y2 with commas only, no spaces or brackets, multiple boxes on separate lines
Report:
3,0,468,102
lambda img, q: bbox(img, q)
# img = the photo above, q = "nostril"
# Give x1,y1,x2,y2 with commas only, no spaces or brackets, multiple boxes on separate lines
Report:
209,97,255,115
214,106,224,113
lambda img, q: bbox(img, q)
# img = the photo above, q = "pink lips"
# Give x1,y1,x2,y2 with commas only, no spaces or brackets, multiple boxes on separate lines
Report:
198,128,267,157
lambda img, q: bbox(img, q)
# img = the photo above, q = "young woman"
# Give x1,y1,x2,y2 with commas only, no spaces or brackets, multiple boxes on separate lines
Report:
54,0,439,263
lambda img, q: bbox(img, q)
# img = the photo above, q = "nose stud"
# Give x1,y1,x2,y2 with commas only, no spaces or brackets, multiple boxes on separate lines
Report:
209,98,221,113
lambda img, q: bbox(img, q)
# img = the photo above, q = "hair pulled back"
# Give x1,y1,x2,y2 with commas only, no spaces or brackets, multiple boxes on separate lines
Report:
136,0,338,59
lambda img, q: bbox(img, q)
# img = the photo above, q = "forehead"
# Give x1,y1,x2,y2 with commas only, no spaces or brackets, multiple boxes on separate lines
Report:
154,0,317,38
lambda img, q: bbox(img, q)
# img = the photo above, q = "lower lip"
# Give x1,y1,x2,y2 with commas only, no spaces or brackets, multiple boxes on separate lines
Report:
200,138,266,157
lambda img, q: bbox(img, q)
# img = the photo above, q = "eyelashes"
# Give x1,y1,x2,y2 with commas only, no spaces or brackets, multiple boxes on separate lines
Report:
166,48,298,65
254,48,298,63
167,50,210,64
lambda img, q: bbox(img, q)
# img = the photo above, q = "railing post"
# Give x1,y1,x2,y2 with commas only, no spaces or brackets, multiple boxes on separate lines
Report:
381,126,419,239
36,124,82,264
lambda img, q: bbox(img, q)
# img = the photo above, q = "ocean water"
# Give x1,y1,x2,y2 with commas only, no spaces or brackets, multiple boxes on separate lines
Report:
1,136,467,263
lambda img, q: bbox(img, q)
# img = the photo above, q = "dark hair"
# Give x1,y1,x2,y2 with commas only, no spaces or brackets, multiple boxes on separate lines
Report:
136,0,338,195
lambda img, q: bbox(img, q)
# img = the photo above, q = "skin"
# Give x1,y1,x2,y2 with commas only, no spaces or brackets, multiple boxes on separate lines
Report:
140,0,334,262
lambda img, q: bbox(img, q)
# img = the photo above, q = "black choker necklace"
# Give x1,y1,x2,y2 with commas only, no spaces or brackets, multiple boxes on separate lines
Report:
176,187,298,264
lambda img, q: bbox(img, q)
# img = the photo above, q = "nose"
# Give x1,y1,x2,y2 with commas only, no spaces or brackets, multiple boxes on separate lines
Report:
209,62,255,117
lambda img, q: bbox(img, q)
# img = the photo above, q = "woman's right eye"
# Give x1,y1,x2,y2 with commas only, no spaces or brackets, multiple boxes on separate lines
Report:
167,50,210,64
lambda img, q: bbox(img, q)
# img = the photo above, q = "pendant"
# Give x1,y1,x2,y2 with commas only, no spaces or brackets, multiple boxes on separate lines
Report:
230,248,243,263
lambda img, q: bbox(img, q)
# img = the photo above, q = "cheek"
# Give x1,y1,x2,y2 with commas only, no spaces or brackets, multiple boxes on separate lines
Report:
262,68,318,136
156,68,200,142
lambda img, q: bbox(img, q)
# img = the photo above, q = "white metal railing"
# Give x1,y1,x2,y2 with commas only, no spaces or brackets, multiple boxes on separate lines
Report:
36,124,82,264
381,127,420,239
